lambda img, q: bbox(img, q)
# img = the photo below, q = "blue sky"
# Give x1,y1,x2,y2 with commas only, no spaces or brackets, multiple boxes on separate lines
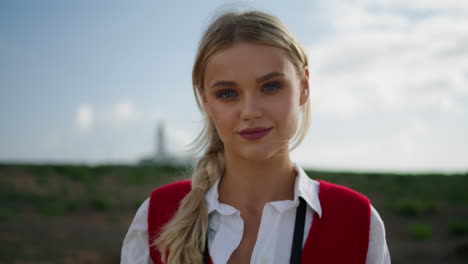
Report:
1,0,467,173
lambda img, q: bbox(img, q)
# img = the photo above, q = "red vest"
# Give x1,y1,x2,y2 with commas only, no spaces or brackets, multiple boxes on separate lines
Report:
147,179,370,263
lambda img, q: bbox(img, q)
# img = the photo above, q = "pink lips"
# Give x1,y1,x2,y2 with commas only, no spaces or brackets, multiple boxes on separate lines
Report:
238,127,272,140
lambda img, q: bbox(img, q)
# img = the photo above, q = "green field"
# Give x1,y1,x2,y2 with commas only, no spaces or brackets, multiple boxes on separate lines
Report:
1,163,467,264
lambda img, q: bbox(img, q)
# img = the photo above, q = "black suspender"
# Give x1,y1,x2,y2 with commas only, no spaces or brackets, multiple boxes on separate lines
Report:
203,231,209,264
203,197,307,264
290,197,306,264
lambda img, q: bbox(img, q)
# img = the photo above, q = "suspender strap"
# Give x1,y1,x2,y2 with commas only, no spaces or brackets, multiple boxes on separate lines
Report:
290,197,306,264
203,233,209,264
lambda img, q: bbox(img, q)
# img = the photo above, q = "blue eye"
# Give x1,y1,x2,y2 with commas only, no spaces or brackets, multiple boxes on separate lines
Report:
216,83,281,100
263,82,281,92
217,90,237,99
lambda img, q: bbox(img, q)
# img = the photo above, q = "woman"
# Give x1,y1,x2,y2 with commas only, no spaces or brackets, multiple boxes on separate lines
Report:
121,10,390,264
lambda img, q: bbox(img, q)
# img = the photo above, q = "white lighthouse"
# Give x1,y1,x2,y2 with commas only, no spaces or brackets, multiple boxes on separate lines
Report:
139,120,194,166
155,122,166,159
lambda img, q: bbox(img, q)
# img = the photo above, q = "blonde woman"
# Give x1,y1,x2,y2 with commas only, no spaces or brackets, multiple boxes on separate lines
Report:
121,10,390,264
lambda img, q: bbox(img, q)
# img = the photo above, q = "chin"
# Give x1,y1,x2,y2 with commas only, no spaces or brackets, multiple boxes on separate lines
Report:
237,145,281,161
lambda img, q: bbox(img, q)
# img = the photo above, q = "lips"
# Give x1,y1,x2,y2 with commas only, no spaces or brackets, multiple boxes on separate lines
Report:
238,127,272,140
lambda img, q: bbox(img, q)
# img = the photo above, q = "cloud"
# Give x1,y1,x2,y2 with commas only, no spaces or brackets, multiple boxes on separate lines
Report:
94,99,141,127
75,104,94,132
294,117,468,172
308,0,468,117
113,100,139,123
93,99,163,127
75,100,146,131
357,0,468,13
75,99,166,131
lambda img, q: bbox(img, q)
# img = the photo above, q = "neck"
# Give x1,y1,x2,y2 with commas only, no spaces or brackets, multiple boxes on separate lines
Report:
218,150,296,213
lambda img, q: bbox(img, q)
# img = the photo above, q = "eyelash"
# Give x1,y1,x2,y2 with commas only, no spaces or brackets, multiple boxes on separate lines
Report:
216,82,282,100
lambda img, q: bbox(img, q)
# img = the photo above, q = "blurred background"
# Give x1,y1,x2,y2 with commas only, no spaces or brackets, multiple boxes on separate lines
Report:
1,0,467,263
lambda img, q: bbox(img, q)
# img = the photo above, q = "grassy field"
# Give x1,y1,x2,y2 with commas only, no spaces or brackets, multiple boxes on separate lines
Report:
1,163,467,264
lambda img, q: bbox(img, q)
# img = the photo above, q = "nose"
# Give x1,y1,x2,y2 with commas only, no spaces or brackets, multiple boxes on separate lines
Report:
240,93,262,120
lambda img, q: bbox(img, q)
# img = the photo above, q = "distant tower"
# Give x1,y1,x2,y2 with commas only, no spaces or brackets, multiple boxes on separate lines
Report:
155,122,166,159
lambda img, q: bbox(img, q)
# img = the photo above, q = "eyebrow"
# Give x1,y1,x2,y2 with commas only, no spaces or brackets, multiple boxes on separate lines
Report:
210,72,285,89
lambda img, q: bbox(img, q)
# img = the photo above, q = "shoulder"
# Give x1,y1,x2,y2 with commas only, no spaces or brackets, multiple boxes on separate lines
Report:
316,180,371,221
150,179,192,201
147,180,193,246
148,180,192,224
317,179,370,206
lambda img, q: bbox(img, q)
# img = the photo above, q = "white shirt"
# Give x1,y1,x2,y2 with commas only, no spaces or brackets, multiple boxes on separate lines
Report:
121,163,391,264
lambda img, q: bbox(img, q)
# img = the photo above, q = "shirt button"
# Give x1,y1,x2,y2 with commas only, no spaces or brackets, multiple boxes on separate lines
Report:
260,256,268,264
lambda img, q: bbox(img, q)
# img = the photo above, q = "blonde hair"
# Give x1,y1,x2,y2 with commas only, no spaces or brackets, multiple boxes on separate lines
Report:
154,10,311,263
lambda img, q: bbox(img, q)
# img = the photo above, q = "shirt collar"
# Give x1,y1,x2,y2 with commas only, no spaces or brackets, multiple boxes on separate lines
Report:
205,176,239,216
293,162,322,218
204,162,322,218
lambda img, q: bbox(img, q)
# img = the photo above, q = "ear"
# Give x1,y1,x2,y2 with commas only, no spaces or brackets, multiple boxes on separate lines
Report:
299,66,310,106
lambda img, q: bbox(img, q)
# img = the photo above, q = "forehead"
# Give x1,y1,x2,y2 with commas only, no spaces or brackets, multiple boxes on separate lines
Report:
204,42,297,87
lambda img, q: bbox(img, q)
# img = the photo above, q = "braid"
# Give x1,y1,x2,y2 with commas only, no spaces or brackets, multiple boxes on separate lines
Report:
153,136,225,263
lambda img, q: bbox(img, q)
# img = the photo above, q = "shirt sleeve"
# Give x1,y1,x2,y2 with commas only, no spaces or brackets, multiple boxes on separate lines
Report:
366,204,391,264
121,198,154,264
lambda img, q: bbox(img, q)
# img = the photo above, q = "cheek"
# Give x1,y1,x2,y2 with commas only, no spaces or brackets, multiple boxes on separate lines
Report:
273,97,300,134
210,107,235,133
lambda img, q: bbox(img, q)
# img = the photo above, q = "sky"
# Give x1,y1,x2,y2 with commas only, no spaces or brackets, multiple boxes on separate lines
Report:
1,0,467,173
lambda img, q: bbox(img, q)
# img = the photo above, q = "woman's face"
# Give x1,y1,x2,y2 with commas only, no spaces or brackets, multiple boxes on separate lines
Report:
202,41,309,161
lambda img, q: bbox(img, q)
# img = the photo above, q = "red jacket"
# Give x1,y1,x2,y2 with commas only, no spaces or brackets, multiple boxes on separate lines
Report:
147,179,370,263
